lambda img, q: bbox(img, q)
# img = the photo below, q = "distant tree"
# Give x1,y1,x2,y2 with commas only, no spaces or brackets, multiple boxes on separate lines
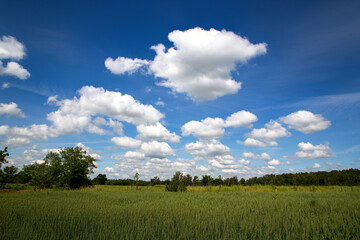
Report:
3,165,18,183
239,178,246,185
150,176,161,186
185,174,192,186
134,172,139,190
193,176,200,186
200,175,213,186
93,174,107,185
166,171,187,192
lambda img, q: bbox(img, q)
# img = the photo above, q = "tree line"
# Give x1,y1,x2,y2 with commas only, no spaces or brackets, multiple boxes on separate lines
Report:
1,146,359,190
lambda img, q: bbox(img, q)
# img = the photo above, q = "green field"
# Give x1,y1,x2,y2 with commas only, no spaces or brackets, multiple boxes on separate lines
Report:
1,186,359,239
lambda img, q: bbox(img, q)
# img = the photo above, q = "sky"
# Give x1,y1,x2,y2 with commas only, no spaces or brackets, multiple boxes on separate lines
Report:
0,0,359,180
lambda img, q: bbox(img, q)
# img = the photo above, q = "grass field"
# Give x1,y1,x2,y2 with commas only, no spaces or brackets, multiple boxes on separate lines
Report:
1,185,359,239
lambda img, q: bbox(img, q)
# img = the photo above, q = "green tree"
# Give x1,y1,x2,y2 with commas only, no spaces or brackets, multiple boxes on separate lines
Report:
93,174,107,185
150,176,161,186
166,171,187,192
3,165,18,183
44,146,96,189
0,147,9,167
134,172,139,190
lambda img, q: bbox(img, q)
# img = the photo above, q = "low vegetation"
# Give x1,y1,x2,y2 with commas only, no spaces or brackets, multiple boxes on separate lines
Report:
1,185,359,239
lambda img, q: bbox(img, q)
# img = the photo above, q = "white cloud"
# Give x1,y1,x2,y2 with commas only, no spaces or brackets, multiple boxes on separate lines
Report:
312,163,321,169
224,110,258,128
136,122,180,142
0,102,25,118
148,28,267,101
185,140,231,158
140,141,176,158
242,151,271,160
295,142,332,160
1,82,10,89
75,142,102,160
325,162,341,167
182,117,225,140
268,159,281,166
155,98,165,107
0,60,30,79
111,136,142,149
105,57,150,75
237,138,268,148
3,137,31,147
280,110,331,134
182,110,257,140
245,120,291,145
47,86,164,135
0,36,26,60
239,159,251,165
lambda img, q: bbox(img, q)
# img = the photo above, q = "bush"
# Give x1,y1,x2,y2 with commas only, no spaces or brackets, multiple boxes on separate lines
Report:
165,172,188,192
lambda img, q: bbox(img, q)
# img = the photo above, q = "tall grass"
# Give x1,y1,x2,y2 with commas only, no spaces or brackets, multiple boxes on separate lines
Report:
1,186,359,239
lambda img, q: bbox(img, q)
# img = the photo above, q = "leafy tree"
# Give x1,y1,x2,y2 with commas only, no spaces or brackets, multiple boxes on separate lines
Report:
43,146,96,189
166,171,187,192
185,174,192,186
150,176,161,186
200,175,213,186
3,166,18,183
93,174,107,185
193,176,200,186
0,147,9,167
134,172,139,190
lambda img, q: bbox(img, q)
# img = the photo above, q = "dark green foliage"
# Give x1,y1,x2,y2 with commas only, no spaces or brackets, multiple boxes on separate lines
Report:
200,175,213,186
245,169,360,186
93,174,107,185
165,172,188,192
3,166,18,183
0,147,9,167
150,176,161,186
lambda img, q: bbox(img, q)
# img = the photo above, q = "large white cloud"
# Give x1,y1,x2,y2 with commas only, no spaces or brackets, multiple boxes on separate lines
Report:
136,122,180,143
0,36,30,80
47,86,164,135
0,102,25,118
106,28,267,102
150,28,267,101
245,120,291,145
182,110,257,140
0,36,26,60
185,140,231,158
111,136,142,149
242,151,271,161
0,61,30,80
295,142,332,160
105,57,149,75
280,110,331,134
140,141,176,158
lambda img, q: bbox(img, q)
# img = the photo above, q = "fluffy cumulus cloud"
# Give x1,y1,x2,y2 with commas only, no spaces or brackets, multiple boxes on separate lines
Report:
140,141,176,158
111,136,142,149
267,159,281,166
295,142,332,160
185,140,231,158
0,86,168,147
136,122,180,143
0,36,30,79
237,138,268,148
0,102,25,118
106,28,267,102
245,120,290,146
150,28,267,101
47,86,164,135
0,61,30,79
280,110,331,134
105,57,149,75
242,151,271,161
182,110,257,140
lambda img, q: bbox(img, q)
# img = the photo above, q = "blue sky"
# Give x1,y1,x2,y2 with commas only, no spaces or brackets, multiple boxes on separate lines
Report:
0,0,359,180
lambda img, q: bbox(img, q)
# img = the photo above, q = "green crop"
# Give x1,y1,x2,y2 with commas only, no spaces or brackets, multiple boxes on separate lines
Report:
1,186,359,239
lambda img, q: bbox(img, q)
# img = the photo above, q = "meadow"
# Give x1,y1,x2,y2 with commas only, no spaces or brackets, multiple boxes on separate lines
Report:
1,185,359,239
